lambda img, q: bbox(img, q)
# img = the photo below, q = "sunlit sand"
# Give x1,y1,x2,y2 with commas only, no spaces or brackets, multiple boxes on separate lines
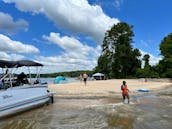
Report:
48,79,171,97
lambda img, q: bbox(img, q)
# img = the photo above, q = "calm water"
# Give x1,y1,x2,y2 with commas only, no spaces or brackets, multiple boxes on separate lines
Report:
39,77,79,84
0,87,172,129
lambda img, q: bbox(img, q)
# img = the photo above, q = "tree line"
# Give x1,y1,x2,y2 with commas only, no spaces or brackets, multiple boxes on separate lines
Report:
40,70,93,78
94,22,172,78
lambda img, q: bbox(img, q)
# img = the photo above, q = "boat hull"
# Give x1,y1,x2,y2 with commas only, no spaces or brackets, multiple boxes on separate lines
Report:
0,87,53,118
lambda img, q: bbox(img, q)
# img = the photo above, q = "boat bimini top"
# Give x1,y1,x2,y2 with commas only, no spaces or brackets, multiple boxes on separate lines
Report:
0,60,44,89
0,60,43,68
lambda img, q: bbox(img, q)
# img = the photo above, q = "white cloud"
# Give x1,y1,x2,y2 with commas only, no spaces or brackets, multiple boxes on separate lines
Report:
140,39,155,48
3,0,119,44
35,32,101,73
0,12,28,34
140,50,162,66
43,32,94,56
94,0,123,10
0,51,11,60
113,0,123,10
35,52,99,73
0,34,39,54
140,40,148,47
0,51,25,60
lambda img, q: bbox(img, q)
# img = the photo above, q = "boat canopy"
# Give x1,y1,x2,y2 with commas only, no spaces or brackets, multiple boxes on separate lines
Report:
0,60,43,68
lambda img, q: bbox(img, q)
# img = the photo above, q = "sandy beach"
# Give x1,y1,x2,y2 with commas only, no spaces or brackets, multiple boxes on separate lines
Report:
48,79,172,97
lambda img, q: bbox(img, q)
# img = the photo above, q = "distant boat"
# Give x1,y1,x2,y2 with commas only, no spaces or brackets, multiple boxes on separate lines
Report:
54,76,67,84
0,60,54,118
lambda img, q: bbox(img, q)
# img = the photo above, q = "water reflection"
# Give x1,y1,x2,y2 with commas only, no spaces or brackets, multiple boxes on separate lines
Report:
0,88,172,129
107,114,134,129
0,120,42,129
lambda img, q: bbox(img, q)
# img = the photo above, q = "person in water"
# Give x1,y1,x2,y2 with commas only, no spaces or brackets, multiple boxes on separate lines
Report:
121,81,130,104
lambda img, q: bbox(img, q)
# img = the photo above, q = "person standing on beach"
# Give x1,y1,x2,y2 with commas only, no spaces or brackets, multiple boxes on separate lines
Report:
79,74,82,83
121,81,130,104
83,73,88,86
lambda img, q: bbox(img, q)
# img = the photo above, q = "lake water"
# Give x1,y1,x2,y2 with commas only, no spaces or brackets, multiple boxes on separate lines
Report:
0,86,172,129
39,77,79,84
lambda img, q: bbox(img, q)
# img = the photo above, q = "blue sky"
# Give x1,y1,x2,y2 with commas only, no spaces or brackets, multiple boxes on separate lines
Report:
0,0,172,73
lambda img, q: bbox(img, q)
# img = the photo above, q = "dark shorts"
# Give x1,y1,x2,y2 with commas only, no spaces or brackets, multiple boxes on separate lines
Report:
83,78,87,82
122,94,130,100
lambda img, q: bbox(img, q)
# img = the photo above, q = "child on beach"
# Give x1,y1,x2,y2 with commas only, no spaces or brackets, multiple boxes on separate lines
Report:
121,81,130,104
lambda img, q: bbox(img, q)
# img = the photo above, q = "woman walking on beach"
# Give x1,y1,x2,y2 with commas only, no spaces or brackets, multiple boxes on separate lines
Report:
121,81,130,104
83,73,88,86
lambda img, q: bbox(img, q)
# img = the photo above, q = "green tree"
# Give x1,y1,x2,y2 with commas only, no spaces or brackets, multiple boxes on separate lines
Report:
159,33,172,77
97,22,141,78
94,53,111,78
160,33,172,58
143,54,150,68
136,54,159,78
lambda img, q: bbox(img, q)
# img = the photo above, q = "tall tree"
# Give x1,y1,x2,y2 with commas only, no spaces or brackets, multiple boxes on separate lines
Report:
143,54,150,68
96,53,111,77
97,22,141,78
136,54,159,78
158,33,172,77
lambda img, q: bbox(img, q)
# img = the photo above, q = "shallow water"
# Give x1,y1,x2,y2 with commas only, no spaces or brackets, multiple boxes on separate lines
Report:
40,77,78,84
0,88,172,129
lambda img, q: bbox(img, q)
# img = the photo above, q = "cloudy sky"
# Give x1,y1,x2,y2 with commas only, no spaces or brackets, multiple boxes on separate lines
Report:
0,0,171,73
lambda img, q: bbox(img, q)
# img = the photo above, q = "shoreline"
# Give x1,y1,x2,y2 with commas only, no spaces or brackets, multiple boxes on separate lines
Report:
48,79,172,98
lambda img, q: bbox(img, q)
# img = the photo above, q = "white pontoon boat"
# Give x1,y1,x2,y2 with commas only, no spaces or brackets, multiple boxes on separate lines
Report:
0,60,54,118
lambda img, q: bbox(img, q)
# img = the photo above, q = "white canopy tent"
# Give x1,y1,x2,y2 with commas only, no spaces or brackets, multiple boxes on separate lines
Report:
92,73,105,80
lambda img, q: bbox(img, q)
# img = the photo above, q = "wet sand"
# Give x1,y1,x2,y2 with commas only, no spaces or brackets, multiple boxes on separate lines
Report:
0,79,172,129
0,87,172,129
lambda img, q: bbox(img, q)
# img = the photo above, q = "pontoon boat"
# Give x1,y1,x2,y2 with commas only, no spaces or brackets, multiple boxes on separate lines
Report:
0,60,54,118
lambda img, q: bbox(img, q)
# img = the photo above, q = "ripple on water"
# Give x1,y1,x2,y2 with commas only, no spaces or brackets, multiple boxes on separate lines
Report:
0,92,172,129
0,119,42,129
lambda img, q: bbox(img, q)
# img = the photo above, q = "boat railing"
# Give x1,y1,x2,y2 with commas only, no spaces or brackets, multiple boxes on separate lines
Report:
0,75,48,90
0,60,46,90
